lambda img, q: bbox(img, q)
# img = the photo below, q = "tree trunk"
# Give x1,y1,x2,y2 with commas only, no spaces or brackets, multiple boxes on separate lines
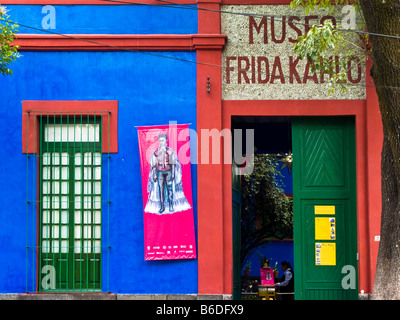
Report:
359,0,400,299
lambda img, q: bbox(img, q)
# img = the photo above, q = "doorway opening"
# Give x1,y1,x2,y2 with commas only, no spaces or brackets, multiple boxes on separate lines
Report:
231,115,358,300
231,116,294,300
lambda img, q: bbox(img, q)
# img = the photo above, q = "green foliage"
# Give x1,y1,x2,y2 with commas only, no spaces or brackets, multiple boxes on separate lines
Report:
290,0,356,15
240,154,293,269
0,6,19,76
244,261,252,270
259,256,271,267
290,0,369,93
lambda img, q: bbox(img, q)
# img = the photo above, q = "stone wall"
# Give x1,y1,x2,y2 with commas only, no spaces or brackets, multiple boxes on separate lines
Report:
221,5,366,100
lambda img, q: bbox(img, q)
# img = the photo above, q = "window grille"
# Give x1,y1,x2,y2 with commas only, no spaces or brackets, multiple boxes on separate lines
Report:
25,111,111,293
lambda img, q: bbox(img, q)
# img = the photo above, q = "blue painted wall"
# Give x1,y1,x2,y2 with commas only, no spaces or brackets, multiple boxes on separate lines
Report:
8,5,197,34
242,241,294,278
0,49,198,293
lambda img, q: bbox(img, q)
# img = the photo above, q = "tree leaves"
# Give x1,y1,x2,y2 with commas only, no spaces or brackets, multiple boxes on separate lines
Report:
0,7,19,76
290,0,367,92
240,154,293,269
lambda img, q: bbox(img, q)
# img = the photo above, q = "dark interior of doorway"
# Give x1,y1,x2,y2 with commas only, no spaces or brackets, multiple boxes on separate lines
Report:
231,116,294,300
232,116,292,154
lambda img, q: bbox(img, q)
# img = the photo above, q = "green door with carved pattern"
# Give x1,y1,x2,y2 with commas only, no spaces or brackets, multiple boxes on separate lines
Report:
292,116,358,300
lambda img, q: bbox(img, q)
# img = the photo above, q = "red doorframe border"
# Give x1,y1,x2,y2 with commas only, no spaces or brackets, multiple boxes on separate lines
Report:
198,73,382,295
221,99,376,295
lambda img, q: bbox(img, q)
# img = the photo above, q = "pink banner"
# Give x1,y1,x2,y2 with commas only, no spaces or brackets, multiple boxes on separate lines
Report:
260,268,275,285
137,124,196,260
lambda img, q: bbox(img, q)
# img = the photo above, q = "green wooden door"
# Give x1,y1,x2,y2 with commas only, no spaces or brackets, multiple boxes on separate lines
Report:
232,162,242,300
292,116,358,300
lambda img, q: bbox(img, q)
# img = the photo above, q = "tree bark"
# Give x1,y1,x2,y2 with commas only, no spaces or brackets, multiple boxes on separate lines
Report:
359,0,400,299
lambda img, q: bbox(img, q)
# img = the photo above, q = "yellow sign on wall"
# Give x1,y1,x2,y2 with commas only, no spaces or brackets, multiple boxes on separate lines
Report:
314,205,335,215
315,217,336,240
315,243,336,266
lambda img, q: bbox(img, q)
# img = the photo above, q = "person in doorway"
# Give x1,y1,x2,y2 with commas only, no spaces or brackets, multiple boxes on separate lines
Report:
274,261,294,300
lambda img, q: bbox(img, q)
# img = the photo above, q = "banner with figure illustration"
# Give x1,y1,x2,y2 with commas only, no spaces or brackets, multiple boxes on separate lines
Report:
137,123,196,260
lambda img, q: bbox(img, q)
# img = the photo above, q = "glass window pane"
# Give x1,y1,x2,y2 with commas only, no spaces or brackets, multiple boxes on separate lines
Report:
52,225,59,238
74,240,81,253
52,153,60,166
83,196,92,209
42,196,50,209
42,182,50,194
43,210,50,224
94,182,101,194
75,211,81,224
94,153,101,166
52,240,59,253
61,211,68,224
75,182,81,194
75,196,81,209
52,210,59,224
52,167,60,180
84,182,91,195
84,152,92,165
42,166,50,180
42,153,50,165
52,196,59,209
83,226,91,239
45,124,100,142
61,181,68,194
61,167,69,180
83,123,100,142
42,225,49,239
84,167,92,180
94,167,101,180
75,153,82,166
61,152,69,165
42,240,50,253
45,124,61,142
95,226,101,239
75,167,81,180
83,211,91,224
61,196,68,209
94,240,101,253
75,226,81,238
94,211,101,224
61,240,68,253
83,242,91,254
52,181,60,194
61,226,68,239
94,197,101,209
